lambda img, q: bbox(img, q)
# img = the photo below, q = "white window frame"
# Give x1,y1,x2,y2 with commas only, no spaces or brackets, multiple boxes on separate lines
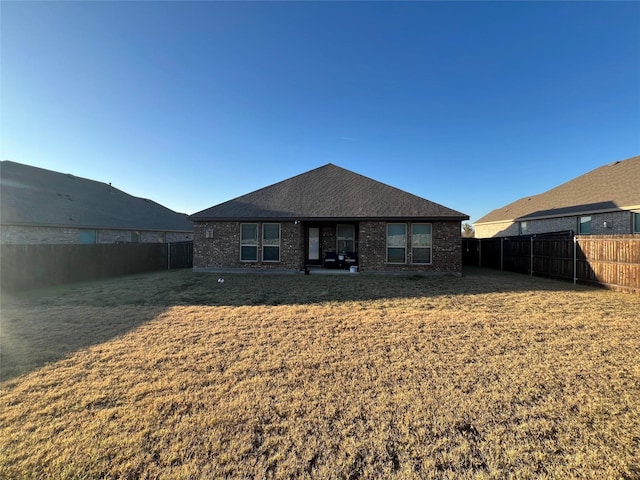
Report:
262,223,281,262
240,223,258,262
411,223,432,264
386,223,407,264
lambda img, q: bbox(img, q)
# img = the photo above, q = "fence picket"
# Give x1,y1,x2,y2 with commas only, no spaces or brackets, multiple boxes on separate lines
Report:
1,241,193,291
464,235,639,293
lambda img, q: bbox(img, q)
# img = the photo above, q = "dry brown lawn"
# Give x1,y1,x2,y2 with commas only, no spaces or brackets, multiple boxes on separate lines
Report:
1,268,639,479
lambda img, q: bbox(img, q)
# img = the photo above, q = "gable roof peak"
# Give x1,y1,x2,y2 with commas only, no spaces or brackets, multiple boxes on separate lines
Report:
192,163,468,221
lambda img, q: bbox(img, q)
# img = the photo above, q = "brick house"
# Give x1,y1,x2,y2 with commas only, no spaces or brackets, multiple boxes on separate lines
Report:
474,155,640,238
190,164,468,273
0,161,193,244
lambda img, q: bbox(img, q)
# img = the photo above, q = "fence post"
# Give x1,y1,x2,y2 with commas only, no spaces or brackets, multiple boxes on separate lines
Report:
573,236,577,285
500,238,504,271
478,239,482,267
167,242,171,270
530,236,534,276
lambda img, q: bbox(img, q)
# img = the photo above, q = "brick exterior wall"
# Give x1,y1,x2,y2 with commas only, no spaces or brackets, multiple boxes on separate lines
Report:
0,225,193,244
475,211,636,238
193,221,301,270
359,221,462,273
194,220,462,273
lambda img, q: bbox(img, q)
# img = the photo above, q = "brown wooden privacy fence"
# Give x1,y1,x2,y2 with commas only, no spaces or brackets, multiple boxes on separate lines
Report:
462,235,640,293
0,241,193,291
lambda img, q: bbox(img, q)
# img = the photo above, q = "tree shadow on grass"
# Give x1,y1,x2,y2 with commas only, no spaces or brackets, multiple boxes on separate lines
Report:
0,267,590,382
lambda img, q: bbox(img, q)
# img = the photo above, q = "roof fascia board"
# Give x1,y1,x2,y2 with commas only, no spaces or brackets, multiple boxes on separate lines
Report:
517,205,639,221
476,205,640,225
192,216,468,222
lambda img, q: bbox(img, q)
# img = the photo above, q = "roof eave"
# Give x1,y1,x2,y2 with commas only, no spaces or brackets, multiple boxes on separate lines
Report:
191,215,468,222
0,220,193,233
518,204,640,221
475,204,640,225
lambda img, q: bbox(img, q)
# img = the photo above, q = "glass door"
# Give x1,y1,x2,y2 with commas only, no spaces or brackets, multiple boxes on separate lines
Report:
307,227,320,262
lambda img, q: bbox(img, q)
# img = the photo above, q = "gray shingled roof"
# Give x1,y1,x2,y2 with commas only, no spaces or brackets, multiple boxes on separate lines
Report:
475,155,640,225
1,161,193,232
191,164,468,221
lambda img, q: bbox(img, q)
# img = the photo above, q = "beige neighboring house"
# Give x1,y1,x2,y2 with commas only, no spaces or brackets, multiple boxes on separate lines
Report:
1,161,193,244
474,155,640,238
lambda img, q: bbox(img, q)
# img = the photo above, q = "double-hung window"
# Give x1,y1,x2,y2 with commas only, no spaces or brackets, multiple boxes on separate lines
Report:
579,216,592,235
240,223,258,261
387,223,407,263
411,223,432,264
262,223,280,262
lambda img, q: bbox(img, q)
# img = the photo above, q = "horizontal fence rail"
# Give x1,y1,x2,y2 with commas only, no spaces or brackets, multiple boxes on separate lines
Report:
1,241,193,291
463,235,640,294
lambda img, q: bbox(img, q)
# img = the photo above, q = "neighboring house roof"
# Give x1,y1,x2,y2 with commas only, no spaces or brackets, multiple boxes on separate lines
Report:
1,161,193,232
191,163,468,221
475,155,640,225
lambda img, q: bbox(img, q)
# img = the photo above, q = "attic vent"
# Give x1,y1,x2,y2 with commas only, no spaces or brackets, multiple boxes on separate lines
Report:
609,161,621,166
66,174,75,179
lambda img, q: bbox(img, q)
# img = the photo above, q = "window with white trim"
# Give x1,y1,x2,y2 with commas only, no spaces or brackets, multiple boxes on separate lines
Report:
411,223,432,264
387,223,406,264
262,223,280,262
579,216,592,235
240,223,258,261
519,221,528,235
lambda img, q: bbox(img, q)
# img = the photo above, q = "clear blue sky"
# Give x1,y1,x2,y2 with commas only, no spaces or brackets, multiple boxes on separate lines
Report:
2,1,639,225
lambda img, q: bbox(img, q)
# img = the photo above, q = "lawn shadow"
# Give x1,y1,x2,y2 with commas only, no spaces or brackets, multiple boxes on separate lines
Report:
175,266,590,307
0,267,591,382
